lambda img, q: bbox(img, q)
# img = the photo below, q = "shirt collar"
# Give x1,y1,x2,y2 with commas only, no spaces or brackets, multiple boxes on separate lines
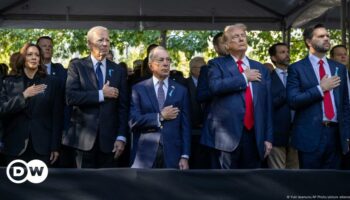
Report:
275,67,287,74
91,55,107,69
152,76,169,88
231,55,249,67
308,53,327,66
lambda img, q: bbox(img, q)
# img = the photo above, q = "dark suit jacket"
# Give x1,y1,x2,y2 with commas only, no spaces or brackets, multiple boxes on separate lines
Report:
185,77,203,130
63,56,129,153
129,78,191,168
49,62,71,132
287,57,350,154
200,55,273,159
271,70,292,147
0,74,63,156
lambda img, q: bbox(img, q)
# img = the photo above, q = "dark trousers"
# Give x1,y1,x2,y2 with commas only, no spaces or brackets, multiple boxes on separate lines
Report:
189,133,211,169
152,143,165,168
210,128,261,169
5,138,50,166
75,137,118,168
298,125,341,169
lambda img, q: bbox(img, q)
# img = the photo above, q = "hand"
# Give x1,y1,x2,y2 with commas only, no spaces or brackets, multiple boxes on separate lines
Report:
264,141,273,158
320,75,340,92
244,69,262,82
178,158,189,170
50,151,59,165
161,105,180,120
22,84,47,99
103,81,119,99
112,140,125,159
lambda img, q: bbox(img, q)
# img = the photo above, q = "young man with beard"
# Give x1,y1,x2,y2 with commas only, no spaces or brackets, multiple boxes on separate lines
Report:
287,24,350,169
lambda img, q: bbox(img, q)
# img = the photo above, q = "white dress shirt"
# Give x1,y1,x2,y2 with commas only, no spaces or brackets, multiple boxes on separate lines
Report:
232,55,254,98
308,54,337,122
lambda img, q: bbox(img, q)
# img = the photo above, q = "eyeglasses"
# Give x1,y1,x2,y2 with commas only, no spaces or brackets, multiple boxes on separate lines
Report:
154,57,172,63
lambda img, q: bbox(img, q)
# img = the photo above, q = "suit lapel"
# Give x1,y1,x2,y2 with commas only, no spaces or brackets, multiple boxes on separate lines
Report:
224,55,239,77
105,60,117,85
164,79,176,107
328,59,340,108
85,57,98,89
145,78,160,112
248,59,259,107
271,70,285,89
301,57,319,86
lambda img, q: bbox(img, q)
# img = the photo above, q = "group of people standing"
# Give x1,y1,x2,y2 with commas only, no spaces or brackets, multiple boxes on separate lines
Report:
0,23,349,170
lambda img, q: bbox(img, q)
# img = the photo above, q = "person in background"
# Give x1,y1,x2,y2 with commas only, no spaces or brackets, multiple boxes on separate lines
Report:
267,43,298,169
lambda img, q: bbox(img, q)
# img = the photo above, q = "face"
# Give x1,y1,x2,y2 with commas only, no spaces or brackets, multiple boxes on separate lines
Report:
37,38,53,61
225,27,248,54
272,45,290,68
149,49,171,79
214,36,228,56
307,27,330,53
190,61,205,78
332,47,349,66
25,46,40,70
88,29,110,60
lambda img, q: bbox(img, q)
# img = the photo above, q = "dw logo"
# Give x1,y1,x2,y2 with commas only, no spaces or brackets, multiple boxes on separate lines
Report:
6,159,48,184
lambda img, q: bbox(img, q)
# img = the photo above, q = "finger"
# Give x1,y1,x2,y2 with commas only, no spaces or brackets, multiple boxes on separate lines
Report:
106,81,110,85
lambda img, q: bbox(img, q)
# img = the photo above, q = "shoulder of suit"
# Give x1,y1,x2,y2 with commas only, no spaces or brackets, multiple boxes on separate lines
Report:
289,57,308,70
169,79,187,92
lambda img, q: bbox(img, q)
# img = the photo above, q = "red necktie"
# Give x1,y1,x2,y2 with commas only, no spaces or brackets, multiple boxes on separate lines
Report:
319,60,335,120
237,60,254,130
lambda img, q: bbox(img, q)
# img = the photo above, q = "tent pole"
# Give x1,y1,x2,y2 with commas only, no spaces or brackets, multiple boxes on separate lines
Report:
341,0,347,45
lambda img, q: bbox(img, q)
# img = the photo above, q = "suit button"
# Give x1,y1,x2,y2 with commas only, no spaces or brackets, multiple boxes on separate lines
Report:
160,125,163,129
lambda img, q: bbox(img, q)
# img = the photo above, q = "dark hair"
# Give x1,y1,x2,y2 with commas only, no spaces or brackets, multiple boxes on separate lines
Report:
13,43,47,77
146,44,159,56
268,42,288,57
303,23,326,49
0,63,8,76
330,44,348,58
213,32,223,46
36,36,53,45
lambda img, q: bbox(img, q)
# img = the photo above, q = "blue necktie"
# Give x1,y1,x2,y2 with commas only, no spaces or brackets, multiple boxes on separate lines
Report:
96,62,103,90
281,71,287,87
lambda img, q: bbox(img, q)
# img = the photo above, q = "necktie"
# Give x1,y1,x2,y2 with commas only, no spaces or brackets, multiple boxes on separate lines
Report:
319,59,335,120
96,62,103,90
157,81,165,111
281,71,287,87
237,60,254,130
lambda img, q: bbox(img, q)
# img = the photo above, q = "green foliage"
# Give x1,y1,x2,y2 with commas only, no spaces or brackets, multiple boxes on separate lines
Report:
0,28,344,71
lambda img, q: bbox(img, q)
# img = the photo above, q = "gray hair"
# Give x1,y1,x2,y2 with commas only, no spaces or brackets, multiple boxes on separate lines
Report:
87,26,109,42
223,23,247,43
148,46,167,64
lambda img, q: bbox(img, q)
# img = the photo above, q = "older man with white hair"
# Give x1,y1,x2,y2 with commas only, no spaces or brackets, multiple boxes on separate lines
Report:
64,26,129,168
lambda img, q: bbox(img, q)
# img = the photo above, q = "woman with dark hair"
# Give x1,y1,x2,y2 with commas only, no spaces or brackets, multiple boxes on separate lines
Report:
0,43,63,165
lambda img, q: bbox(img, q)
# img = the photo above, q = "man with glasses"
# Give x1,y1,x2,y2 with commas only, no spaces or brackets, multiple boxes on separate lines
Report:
129,46,191,169
201,23,273,169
